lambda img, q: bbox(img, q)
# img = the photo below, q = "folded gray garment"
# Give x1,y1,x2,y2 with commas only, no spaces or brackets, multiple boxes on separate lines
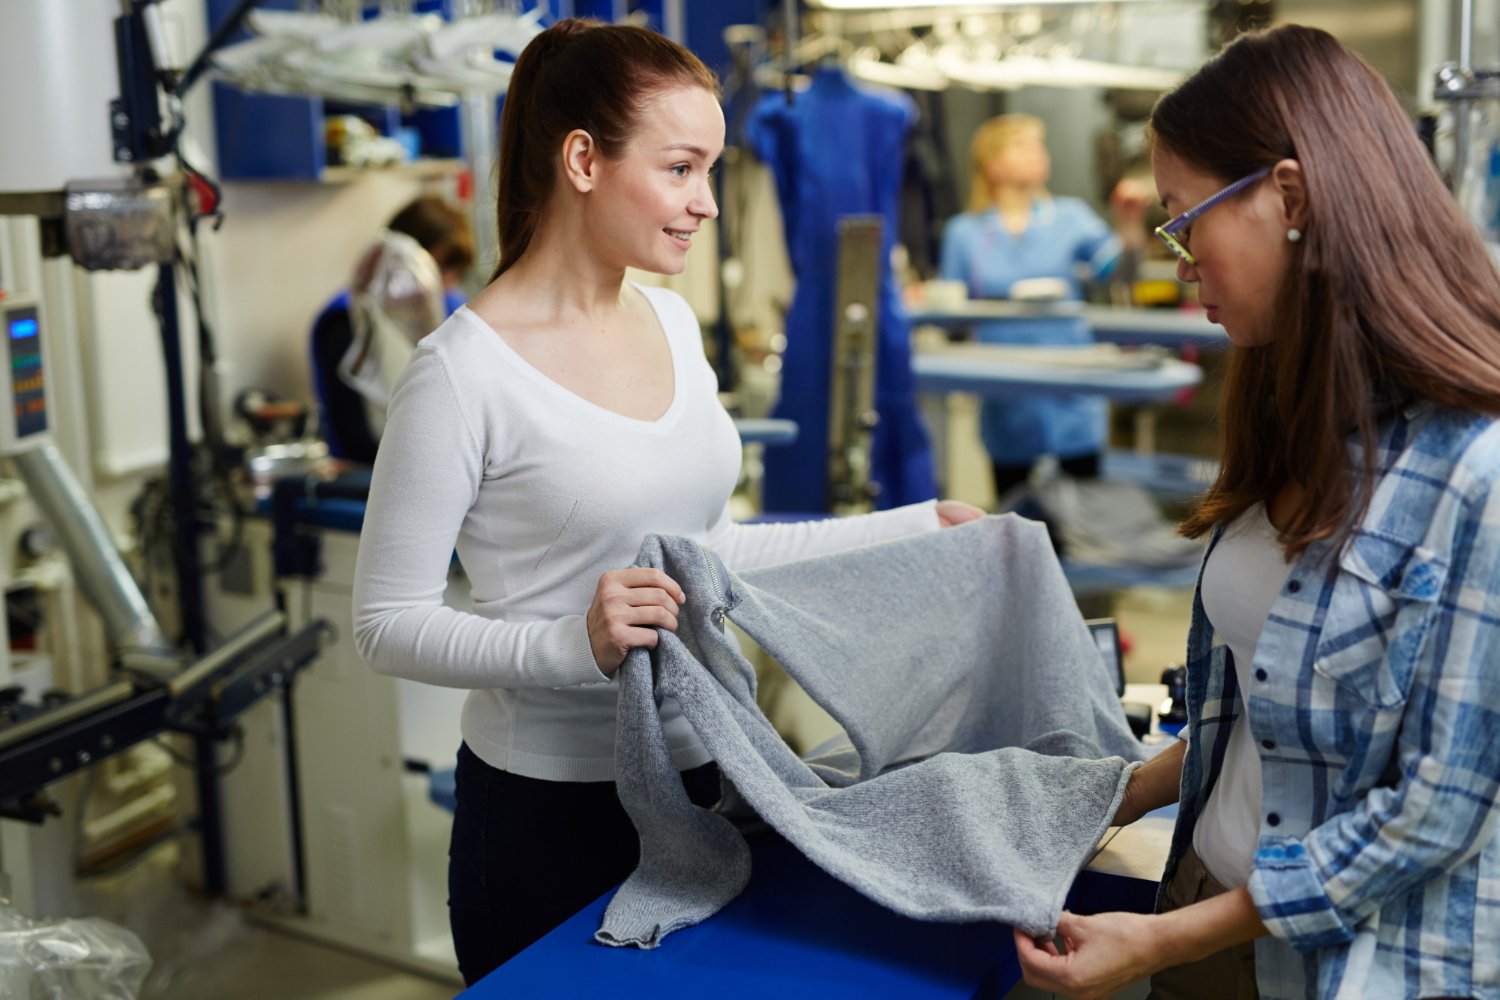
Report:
598,515,1145,950
1032,475,1206,569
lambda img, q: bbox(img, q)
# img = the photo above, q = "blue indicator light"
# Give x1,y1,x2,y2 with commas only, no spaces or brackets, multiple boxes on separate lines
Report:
10,318,38,340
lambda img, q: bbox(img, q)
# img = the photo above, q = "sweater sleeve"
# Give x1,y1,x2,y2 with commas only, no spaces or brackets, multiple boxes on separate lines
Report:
351,345,604,690
1068,199,1123,280
704,499,941,573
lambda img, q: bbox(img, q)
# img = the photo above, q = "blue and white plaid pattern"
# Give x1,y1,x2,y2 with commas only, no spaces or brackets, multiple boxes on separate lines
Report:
1161,402,1500,1000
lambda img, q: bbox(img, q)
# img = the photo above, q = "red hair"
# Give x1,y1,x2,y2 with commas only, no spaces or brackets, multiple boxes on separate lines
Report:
492,19,720,279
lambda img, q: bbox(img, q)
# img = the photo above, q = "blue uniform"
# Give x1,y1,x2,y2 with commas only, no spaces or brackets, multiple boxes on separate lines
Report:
749,67,936,512
939,199,1120,465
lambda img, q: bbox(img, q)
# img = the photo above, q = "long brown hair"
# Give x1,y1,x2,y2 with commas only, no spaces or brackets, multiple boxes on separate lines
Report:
492,18,720,279
1152,25,1500,557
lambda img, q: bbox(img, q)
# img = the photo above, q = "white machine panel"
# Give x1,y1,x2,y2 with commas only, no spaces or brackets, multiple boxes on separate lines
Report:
0,0,127,193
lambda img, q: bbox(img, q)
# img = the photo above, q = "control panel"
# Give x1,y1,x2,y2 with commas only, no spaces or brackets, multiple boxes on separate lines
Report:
0,295,50,453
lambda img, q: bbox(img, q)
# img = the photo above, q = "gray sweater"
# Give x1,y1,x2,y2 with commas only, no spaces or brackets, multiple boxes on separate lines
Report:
598,515,1145,949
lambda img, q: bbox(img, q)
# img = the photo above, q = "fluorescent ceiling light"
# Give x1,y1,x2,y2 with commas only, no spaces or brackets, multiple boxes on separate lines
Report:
934,50,1183,91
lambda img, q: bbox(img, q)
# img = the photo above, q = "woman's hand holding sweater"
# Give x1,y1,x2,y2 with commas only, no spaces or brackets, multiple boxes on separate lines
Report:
586,569,687,676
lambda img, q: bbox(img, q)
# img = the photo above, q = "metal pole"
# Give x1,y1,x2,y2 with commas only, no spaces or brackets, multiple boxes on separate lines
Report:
1459,0,1475,71
783,0,798,104
1453,0,1477,200
166,610,284,698
462,90,499,291
157,260,224,894
663,0,684,43
281,682,308,913
10,443,170,655
155,262,204,655
193,731,227,895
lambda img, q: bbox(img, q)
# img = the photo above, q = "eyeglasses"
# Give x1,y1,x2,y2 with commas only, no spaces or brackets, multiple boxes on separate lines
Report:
1154,166,1274,267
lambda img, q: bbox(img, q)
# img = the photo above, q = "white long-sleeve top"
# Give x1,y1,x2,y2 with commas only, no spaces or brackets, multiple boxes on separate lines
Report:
352,284,939,781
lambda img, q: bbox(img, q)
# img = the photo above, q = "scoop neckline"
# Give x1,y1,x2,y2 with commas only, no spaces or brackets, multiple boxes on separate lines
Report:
460,283,684,433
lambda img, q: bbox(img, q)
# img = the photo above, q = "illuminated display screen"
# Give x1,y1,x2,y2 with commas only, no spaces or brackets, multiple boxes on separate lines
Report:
4,307,46,439
1087,618,1125,696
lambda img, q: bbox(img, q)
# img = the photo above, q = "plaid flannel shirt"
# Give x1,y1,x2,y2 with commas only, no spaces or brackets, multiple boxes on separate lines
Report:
1161,402,1500,999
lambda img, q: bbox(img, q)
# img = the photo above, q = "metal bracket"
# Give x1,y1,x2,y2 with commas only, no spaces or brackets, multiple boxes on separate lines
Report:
0,617,332,821
63,178,176,270
827,215,883,514
0,191,68,257
1433,64,1500,102
194,618,333,728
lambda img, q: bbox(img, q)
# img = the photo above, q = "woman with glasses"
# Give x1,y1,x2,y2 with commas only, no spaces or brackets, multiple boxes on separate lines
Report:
1014,24,1500,1000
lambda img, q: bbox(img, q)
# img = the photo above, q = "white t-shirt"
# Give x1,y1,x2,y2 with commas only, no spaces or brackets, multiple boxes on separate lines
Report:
1194,503,1293,887
352,284,938,781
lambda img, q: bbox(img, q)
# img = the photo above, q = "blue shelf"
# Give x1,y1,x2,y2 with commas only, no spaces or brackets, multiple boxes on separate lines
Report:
212,85,325,181
205,0,768,181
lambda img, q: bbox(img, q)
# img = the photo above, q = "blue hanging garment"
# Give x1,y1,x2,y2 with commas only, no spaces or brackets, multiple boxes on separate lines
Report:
748,67,936,511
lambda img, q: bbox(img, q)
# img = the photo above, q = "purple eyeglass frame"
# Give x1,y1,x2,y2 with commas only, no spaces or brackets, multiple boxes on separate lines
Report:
1155,166,1274,266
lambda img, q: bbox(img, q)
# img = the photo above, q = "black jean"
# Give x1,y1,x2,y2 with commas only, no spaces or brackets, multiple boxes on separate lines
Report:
990,450,1102,498
447,742,721,986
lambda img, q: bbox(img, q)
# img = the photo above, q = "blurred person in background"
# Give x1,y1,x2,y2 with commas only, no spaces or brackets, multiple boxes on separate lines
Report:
311,195,474,464
940,114,1150,501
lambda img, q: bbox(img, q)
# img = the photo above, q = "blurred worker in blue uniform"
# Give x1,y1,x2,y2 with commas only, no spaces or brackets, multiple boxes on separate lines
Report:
940,114,1150,500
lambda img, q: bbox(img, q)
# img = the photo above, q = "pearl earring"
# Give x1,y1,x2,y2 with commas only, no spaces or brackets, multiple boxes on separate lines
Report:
1287,228,1303,242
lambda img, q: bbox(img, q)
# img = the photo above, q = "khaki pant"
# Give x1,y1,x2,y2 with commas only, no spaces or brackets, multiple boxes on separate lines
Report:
1147,844,1260,1000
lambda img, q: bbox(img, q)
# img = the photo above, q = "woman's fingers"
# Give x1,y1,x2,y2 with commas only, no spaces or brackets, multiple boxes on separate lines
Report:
618,587,682,614
1014,926,1062,960
617,625,662,650
618,603,679,631
1014,928,1070,991
936,499,986,527
602,568,686,603
1016,911,1162,1000
598,604,677,647
587,569,688,674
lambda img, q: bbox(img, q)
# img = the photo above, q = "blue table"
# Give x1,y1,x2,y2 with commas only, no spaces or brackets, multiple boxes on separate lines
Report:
907,302,1228,351
464,831,1162,999
912,350,1202,403
734,418,799,446
911,348,1207,596
1080,305,1226,350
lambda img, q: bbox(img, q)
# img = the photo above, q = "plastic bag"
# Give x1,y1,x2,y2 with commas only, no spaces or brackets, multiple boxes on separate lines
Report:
0,898,150,1000
336,228,446,426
